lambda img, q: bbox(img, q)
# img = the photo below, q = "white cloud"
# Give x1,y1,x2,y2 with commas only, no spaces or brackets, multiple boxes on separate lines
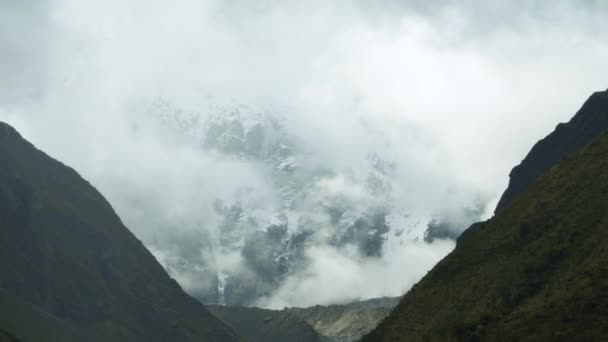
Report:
2,0,607,307
257,240,455,309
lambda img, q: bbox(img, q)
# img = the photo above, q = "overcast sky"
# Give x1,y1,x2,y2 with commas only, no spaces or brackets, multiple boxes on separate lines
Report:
2,0,608,307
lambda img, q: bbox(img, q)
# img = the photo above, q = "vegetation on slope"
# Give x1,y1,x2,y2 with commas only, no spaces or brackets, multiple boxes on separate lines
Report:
495,89,608,213
0,122,239,342
0,329,21,342
0,288,84,342
363,131,608,341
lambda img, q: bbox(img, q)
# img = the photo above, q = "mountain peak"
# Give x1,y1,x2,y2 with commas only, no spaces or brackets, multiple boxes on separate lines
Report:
0,124,239,341
495,88,608,213
0,122,22,142
364,107,608,341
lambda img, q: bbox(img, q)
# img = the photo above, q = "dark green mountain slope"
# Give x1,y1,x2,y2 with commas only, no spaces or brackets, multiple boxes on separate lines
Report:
0,329,21,342
0,122,239,342
363,131,608,340
0,288,84,342
495,89,608,213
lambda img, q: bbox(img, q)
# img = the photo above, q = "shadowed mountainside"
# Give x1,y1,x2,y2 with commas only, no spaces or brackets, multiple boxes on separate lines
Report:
209,297,398,342
208,305,327,342
287,297,398,341
0,329,21,342
495,89,608,213
363,100,608,341
0,122,240,342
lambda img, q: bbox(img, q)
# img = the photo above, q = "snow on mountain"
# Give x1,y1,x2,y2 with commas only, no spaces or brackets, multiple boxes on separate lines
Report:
143,100,480,306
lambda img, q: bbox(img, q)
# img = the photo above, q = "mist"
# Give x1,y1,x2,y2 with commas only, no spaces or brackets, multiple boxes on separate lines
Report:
2,0,608,308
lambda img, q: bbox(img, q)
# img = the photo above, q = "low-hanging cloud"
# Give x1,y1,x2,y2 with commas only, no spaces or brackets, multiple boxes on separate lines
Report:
257,239,456,309
2,0,608,308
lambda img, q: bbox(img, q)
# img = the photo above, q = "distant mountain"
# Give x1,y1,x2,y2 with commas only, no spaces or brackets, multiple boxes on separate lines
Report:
208,297,399,342
363,92,608,341
287,297,399,341
0,123,239,342
495,89,608,213
208,305,327,342
152,101,482,306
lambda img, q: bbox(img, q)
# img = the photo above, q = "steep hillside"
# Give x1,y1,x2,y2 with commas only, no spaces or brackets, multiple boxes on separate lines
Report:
0,122,239,342
152,104,482,306
495,89,608,213
363,130,608,340
0,288,83,342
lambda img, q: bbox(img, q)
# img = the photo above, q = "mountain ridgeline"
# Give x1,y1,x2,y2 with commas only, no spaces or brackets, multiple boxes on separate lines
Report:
153,104,482,306
2,88,607,342
207,305,327,342
495,89,608,213
363,90,608,341
0,123,239,341
285,297,399,341
208,297,399,342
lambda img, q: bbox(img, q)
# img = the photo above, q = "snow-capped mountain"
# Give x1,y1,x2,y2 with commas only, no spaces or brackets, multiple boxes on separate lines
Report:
146,100,483,306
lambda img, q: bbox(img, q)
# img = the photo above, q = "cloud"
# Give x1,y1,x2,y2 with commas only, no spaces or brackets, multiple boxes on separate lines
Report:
1,0,608,307
257,239,455,309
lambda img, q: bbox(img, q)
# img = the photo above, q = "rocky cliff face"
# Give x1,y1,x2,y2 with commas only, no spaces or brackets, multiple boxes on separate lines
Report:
0,122,239,342
363,92,608,341
208,305,327,342
495,89,608,213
